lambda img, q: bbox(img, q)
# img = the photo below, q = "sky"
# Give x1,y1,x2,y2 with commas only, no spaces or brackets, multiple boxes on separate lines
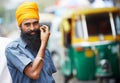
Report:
5,0,39,9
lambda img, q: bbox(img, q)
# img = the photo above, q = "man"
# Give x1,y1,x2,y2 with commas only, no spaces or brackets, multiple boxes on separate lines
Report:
5,2,56,83
0,37,12,83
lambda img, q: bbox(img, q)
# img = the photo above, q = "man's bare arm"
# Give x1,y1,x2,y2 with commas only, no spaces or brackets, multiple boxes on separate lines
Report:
24,25,50,80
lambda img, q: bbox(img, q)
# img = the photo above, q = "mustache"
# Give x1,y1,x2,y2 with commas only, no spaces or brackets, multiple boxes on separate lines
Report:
24,29,40,35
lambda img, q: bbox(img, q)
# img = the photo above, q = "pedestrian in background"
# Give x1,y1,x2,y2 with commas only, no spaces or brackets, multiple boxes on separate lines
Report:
5,2,56,83
0,37,12,83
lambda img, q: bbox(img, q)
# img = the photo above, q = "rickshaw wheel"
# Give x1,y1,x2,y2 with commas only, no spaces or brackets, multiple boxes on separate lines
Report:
102,79,109,83
97,78,102,83
64,74,73,83
97,77,109,83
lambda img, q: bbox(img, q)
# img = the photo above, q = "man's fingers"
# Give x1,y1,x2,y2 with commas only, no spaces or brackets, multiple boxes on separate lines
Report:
40,25,49,32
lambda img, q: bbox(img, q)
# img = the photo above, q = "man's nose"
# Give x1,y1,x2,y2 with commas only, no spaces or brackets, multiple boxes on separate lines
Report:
30,24,34,31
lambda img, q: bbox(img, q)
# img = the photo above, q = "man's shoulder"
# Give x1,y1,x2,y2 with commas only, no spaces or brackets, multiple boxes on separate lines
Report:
6,38,20,49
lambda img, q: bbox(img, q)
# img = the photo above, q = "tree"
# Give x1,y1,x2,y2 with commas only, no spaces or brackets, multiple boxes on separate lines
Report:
0,6,5,17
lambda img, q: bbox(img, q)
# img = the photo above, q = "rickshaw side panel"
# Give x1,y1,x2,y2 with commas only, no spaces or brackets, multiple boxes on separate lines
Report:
72,46,96,80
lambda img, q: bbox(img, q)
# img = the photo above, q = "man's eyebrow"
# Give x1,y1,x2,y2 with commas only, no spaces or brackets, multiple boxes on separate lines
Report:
24,22,30,25
24,21,39,25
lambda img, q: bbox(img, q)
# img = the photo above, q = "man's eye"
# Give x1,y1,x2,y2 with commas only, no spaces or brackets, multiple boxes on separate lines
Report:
25,23,30,26
33,21,39,25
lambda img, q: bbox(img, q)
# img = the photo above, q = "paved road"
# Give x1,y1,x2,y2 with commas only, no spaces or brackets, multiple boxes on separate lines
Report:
53,69,97,83
53,69,117,83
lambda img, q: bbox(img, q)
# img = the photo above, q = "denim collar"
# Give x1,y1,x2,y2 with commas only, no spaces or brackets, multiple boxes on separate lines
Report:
18,37,27,48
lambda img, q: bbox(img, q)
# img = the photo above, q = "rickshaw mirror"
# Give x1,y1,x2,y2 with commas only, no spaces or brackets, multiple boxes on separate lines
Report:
62,19,70,33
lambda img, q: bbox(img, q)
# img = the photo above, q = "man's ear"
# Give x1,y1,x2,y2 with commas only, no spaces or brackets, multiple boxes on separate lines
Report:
19,24,22,29
19,27,21,30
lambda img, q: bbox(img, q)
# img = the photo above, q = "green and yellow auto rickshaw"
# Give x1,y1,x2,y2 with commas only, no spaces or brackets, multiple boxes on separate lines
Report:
59,7,120,83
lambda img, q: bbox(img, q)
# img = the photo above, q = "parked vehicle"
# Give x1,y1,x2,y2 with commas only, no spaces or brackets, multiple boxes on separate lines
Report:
58,7,120,83
0,37,12,83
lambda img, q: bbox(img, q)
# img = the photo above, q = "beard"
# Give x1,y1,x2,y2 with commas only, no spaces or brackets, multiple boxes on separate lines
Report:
21,29,41,52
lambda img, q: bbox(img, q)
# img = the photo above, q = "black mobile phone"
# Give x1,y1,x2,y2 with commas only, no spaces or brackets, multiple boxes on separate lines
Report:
39,24,43,28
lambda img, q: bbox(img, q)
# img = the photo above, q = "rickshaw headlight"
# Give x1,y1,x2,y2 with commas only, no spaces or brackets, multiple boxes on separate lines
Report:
85,49,94,58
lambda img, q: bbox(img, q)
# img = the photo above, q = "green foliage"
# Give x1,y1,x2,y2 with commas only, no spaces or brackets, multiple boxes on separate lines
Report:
0,6,5,17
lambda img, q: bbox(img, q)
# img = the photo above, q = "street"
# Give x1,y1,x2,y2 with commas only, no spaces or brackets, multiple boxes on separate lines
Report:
53,68,97,83
53,69,117,83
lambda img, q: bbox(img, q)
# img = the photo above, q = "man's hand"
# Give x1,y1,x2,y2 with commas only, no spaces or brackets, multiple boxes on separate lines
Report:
40,25,50,42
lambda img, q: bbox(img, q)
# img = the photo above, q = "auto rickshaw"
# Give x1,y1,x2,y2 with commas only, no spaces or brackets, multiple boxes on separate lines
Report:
59,7,120,83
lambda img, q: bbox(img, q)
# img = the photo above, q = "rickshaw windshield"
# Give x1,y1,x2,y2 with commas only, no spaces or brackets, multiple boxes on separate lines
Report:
86,13,112,36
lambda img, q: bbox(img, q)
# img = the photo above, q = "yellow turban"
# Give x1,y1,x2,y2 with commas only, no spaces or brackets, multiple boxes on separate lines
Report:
16,2,39,26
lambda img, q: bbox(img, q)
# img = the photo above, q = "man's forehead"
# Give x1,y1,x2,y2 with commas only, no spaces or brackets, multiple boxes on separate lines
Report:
23,19,39,24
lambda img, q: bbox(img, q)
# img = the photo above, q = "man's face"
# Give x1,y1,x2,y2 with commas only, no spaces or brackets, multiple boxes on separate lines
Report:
20,19,39,34
20,19,41,51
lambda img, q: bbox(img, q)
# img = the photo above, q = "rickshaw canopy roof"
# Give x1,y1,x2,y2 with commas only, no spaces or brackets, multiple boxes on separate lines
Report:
73,7,120,16
61,7,120,19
